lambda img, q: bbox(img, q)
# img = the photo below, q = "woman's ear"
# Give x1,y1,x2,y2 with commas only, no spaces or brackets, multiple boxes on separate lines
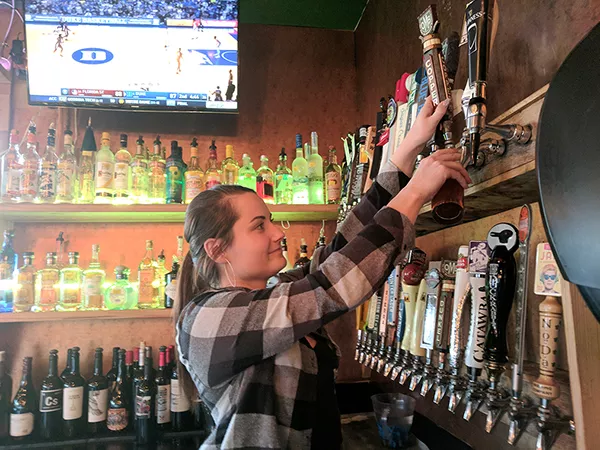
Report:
204,238,226,264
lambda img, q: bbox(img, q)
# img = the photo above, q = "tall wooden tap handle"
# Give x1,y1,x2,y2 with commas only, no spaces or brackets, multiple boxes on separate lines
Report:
532,296,563,401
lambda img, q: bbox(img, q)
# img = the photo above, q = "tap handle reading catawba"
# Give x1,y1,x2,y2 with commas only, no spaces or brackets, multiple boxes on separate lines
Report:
484,223,518,368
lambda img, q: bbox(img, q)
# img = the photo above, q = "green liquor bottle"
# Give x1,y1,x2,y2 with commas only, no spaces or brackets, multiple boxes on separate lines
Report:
275,148,293,205
104,266,137,310
292,134,309,205
166,141,185,204
238,154,256,191
221,144,239,185
307,132,324,204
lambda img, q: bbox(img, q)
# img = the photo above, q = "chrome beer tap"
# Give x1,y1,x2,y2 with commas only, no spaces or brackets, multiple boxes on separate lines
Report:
532,243,574,450
483,223,519,433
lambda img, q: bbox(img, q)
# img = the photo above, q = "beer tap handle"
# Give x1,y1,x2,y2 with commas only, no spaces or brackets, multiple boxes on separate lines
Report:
533,296,562,401
407,279,428,389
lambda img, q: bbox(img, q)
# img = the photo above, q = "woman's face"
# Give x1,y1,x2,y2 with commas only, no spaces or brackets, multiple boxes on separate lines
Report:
222,192,287,288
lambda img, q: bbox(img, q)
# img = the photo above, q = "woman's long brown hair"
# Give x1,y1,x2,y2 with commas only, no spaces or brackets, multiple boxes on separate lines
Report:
173,185,255,401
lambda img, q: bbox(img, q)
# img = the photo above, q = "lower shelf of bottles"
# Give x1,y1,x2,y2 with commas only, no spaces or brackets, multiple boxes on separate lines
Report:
0,429,206,449
0,309,172,323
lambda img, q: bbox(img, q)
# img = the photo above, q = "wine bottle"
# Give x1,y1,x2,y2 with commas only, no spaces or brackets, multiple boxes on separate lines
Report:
132,343,145,429
106,347,120,392
0,351,12,439
166,345,175,375
39,350,62,440
156,347,171,430
171,354,191,432
107,349,129,432
136,355,156,444
87,348,108,434
62,347,85,438
10,357,35,441
125,350,134,386
145,346,156,380
60,348,72,381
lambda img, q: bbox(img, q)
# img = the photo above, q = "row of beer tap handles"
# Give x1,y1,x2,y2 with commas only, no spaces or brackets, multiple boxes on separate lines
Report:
354,205,574,448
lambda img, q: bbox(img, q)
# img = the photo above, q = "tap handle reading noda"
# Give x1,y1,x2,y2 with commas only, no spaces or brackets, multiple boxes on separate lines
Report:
533,297,563,401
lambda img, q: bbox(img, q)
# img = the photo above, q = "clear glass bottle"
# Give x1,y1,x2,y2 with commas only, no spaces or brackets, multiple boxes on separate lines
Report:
82,244,106,311
221,144,239,185
94,132,115,204
275,148,293,205
238,154,256,191
155,251,167,309
37,124,59,203
19,123,40,203
204,140,221,190
104,266,137,310
166,141,185,204
256,155,274,204
1,129,22,203
307,132,324,204
113,134,132,205
325,146,342,204
148,136,166,204
138,240,159,310
130,136,150,205
292,133,309,205
56,129,79,204
34,252,59,312
0,230,17,313
58,252,82,311
79,118,97,204
13,252,35,313
184,138,204,204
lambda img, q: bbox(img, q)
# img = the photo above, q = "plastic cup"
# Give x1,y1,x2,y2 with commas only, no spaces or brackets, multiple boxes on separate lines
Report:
371,393,416,448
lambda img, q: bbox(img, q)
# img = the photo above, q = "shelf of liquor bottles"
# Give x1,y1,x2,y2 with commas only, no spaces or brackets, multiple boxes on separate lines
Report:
0,309,171,324
0,203,339,223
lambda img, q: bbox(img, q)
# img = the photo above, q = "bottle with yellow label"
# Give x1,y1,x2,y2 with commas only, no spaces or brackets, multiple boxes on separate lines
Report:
137,241,159,309
184,138,204,204
221,144,239,185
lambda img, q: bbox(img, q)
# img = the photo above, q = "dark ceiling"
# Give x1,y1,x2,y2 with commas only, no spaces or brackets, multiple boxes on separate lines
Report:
240,0,369,31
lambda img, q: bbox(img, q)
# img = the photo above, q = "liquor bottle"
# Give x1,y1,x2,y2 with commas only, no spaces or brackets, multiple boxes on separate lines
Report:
281,237,293,272
63,347,85,438
60,348,72,381
87,348,108,434
292,134,309,204
132,344,145,429
325,146,342,204
9,357,35,441
1,130,22,203
156,347,171,430
0,351,12,439
78,118,97,204
82,244,106,311
130,135,150,204
184,138,204,204
39,349,62,440
275,148,293,205
308,132,324,204
14,252,36,313
106,347,120,392
293,239,310,269
205,140,222,190
107,349,129,432
33,252,59,312
104,266,137,310
94,132,115,203
238,154,256,191
56,128,79,204
221,144,239,185
113,134,132,205
164,258,179,309
156,251,168,306
58,251,82,311
136,354,156,444
256,155,274,204
166,141,185,204
18,123,40,203
170,354,191,432
0,230,17,313
149,136,166,204
175,235,184,264
37,123,59,203
138,240,159,309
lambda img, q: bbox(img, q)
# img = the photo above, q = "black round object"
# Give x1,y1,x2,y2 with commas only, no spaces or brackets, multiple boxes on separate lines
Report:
536,22,600,321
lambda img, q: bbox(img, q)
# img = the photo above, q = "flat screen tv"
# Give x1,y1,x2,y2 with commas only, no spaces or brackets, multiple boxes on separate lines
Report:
24,0,238,112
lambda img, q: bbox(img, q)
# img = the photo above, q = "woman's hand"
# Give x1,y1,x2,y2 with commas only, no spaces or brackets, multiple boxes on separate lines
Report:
390,96,450,176
388,148,471,223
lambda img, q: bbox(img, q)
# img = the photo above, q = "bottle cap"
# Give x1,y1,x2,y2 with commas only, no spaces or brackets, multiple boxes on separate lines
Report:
120,134,128,147
279,147,286,159
81,118,97,152
209,140,217,152
136,135,144,146
226,144,234,157
22,251,34,259
191,137,198,148
295,133,302,149
95,347,103,353
101,132,110,141
154,135,161,146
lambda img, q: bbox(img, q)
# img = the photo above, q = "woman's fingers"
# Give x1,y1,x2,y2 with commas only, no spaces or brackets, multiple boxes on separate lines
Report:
440,161,472,185
431,148,462,161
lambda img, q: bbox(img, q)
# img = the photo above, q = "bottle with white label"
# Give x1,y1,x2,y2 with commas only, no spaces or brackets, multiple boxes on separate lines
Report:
62,347,85,438
10,357,35,441
171,357,192,432
39,350,62,440
94,132,115,204
113,134,132,205
155,347,171,430
87,348,108,434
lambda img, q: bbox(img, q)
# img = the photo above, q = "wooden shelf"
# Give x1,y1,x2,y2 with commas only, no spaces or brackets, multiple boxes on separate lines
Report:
0,308,172,323
0,203,339,223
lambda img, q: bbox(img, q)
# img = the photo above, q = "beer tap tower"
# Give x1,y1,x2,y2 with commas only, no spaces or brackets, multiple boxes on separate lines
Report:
483,223,519,433
532,243,574,450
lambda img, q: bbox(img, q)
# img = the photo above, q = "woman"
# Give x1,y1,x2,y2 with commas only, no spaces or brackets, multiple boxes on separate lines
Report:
175,97,471,450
